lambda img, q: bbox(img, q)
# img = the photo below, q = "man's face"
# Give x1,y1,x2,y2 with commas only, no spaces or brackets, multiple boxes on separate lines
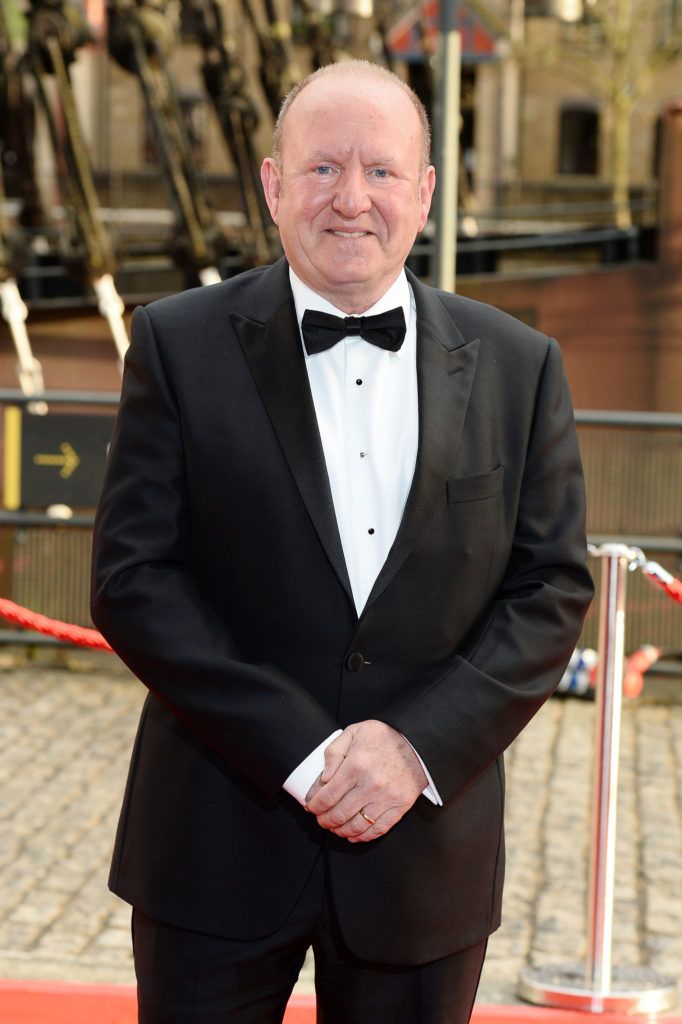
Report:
260,75,436,313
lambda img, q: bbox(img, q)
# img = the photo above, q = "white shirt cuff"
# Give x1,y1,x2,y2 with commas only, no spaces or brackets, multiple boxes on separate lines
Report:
401,735,443,806
283,730,343,806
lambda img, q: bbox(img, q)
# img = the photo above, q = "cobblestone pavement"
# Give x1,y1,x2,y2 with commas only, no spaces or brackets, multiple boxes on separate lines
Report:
1,651,681,1012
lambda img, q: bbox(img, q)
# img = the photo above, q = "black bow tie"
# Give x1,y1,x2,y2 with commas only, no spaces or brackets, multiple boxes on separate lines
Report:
301,307,406,356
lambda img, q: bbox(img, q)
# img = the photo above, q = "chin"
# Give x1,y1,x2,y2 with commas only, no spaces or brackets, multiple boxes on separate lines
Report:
317,261,380,287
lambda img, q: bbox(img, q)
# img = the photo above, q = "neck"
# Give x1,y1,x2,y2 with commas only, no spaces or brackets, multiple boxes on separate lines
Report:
313,285,382,315
295,272,404,316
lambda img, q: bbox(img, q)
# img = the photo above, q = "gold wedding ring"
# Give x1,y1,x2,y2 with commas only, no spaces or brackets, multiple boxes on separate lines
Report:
358,807,376,826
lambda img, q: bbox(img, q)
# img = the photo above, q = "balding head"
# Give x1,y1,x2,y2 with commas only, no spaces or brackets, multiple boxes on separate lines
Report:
272,61,431,175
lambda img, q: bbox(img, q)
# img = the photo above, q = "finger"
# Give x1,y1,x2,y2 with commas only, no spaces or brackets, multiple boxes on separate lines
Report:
348,806,402,844
309,764,383,818
330,806,379,839
305,775,324,804
320,730,353,784
315,788,366,831
306,760,360,815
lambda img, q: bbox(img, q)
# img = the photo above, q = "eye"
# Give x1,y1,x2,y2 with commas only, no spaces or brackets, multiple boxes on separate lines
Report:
369,168,391,180
312,165,334,176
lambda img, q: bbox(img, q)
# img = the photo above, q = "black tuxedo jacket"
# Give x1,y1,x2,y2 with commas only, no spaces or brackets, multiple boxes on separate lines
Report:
91,258,593,965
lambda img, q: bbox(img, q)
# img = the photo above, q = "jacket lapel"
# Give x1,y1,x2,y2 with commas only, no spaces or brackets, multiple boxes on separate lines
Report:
362,274,480,614
230,261,354,606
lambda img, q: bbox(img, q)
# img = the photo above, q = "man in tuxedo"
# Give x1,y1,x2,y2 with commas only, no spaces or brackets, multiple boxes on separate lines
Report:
91,60,593,1024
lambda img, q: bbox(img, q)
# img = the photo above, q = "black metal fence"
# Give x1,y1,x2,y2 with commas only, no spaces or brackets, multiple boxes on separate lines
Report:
576,412,682,657
0,390,118,643
0,395,679,656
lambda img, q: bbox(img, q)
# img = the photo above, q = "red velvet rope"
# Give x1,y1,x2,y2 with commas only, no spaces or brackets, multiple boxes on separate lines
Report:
658,579,682,602
641,566,682,604
0,597,112,651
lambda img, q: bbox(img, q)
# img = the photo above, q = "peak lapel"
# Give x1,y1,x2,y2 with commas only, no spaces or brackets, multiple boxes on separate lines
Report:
230,265,354,607
362,280,480,614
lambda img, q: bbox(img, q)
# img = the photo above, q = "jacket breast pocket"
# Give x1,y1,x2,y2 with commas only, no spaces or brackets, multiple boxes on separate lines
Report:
446,465,505,505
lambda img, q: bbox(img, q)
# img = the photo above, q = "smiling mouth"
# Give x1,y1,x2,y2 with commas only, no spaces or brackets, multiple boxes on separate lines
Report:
329,230,370,238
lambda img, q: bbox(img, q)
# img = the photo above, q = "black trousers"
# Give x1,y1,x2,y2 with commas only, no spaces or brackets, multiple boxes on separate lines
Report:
133,855,487,1024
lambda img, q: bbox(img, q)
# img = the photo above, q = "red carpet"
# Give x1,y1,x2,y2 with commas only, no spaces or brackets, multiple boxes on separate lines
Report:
0,980,679,1023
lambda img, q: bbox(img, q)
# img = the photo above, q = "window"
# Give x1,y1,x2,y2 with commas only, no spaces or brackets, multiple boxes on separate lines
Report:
524,0,552,17
558,104,599,175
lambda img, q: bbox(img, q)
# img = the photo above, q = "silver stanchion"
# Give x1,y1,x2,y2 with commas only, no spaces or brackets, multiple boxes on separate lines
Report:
518,543,678,1014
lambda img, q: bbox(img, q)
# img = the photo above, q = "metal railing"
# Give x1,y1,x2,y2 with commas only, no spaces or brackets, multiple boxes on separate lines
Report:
575,411,682,658
0,398,679,649
0,390,116,642
519,543,679,1013
404,224,656,281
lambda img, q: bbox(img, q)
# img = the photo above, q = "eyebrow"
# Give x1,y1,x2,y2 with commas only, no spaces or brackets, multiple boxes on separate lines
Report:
307,150,397,165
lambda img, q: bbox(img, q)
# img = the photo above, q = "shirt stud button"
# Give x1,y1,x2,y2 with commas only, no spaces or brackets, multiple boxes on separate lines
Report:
368,528,375,535
356,379,363,385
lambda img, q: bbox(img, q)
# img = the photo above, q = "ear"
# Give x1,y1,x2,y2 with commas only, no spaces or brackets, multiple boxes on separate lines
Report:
260,158,282,224
417,165,436,232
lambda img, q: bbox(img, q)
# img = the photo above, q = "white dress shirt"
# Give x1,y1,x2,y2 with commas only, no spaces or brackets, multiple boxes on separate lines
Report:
282,268,442,808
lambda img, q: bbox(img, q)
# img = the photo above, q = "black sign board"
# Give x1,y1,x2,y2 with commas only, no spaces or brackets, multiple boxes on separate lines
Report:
4,408,116,510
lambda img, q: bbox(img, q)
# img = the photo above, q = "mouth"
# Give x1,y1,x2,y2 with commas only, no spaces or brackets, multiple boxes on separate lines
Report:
327,230,371,238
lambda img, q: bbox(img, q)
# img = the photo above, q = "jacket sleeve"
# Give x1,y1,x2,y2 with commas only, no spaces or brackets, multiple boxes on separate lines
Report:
90,306,339,802
380,338,594,805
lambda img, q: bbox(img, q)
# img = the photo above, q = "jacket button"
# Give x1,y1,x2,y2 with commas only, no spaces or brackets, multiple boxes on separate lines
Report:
346,651,365,672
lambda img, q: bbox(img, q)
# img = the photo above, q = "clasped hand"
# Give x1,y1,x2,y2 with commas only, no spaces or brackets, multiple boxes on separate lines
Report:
304,720,427,844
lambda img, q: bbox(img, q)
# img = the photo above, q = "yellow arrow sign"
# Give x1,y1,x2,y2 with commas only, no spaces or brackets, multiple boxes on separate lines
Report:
33,442,81,479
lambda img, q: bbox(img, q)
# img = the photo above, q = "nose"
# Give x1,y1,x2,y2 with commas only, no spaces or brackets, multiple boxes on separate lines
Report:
331,168,372,217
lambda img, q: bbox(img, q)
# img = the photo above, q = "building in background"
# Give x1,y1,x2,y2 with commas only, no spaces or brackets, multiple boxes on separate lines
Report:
3,0,680,232
388,0,682,228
